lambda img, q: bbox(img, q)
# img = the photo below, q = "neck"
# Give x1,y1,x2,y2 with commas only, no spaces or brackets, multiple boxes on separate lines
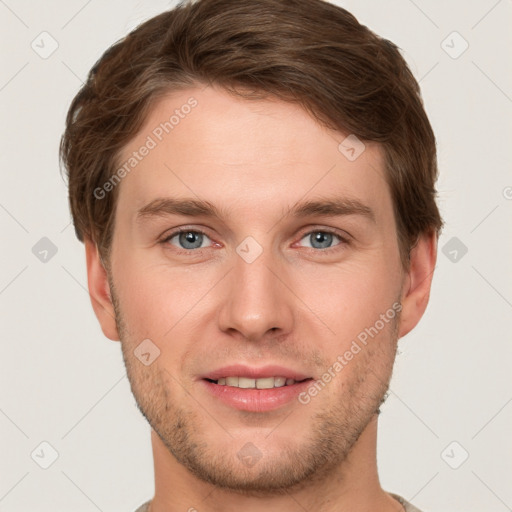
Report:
148,414,403,512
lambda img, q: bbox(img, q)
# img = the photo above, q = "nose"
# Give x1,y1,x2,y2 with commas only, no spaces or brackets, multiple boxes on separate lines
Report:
217,244,295,343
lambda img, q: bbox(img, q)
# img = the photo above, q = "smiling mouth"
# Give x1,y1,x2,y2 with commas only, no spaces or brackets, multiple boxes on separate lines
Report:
204,376,313,389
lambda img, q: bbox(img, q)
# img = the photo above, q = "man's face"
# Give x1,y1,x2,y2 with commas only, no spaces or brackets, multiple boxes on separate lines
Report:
107,85,405,492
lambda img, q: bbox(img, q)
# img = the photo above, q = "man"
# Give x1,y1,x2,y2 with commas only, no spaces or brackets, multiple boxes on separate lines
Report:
60,0,442,510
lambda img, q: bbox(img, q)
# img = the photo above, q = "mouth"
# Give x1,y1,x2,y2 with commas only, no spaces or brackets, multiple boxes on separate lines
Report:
200,365,314,412
204,376,310,389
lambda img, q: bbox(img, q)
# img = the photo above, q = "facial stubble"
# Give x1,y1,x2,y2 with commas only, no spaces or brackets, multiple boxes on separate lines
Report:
108,272,400,496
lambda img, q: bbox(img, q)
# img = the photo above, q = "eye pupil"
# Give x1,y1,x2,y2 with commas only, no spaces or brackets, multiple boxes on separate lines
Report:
179,231,203,249
310,232,333,249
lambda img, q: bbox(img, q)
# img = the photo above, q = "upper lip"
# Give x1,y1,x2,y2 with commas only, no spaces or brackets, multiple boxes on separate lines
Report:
200,364,312,381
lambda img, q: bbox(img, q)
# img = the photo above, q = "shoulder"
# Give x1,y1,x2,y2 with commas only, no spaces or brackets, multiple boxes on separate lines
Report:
133,501,151,512
389,492,424,512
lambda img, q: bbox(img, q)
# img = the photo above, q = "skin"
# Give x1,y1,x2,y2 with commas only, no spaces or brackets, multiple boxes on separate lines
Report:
85,85,437,512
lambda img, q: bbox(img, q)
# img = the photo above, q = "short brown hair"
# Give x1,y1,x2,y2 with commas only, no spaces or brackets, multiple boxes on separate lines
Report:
60,0,443,268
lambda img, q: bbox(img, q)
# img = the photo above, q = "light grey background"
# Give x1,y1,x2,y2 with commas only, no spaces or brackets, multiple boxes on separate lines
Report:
1,1,511,511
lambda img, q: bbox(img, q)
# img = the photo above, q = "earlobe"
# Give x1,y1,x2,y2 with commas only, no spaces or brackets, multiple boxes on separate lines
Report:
398,231,438,339
85,239,120,341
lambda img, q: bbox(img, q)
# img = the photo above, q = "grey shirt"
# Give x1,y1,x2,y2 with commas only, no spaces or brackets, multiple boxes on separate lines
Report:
390,493,424,511
134,493,423,511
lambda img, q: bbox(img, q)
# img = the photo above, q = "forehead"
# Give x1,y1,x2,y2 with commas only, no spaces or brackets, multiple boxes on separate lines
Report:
114,85,390,223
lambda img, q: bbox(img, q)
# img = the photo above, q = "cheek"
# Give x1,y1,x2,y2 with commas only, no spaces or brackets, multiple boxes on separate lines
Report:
112,256,214,343
112,234,402,352
111,260,169,340
293,258,401,341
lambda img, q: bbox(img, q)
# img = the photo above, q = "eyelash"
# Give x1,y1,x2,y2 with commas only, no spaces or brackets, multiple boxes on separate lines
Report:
159,227,351,255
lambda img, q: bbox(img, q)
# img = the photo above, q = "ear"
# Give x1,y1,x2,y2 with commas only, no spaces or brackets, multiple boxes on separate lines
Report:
398,231,438,338
85,239,120,341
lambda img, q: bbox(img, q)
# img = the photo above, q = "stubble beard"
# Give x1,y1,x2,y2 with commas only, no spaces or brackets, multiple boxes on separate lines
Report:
109,276,400,496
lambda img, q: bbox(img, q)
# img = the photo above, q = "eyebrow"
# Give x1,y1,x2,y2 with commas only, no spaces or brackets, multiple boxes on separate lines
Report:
136,196,376,224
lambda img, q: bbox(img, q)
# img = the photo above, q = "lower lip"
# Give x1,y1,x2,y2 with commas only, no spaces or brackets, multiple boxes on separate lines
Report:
200,379,313,412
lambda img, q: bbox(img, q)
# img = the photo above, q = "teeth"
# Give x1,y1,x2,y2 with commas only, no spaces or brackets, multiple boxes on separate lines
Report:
274,376,286,387
214,376,297,389
256,377,275,389
238,377,256,388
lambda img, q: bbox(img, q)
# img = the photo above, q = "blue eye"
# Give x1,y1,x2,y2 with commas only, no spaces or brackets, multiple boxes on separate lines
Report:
164,230,212,250
160,228,349,254
298,231,345,250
